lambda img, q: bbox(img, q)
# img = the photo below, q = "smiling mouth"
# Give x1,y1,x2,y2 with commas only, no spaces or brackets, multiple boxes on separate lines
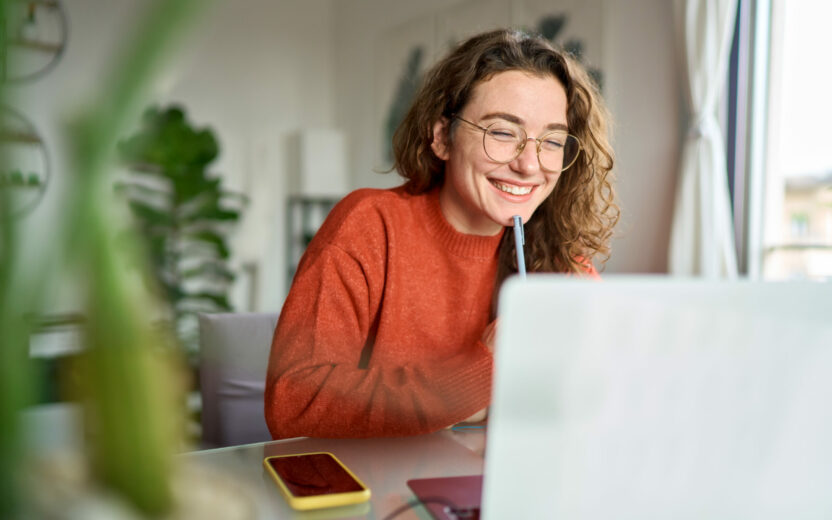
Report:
490,179,533,196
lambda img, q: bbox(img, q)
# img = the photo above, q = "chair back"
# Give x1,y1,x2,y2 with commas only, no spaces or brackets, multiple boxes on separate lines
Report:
198,312,279,448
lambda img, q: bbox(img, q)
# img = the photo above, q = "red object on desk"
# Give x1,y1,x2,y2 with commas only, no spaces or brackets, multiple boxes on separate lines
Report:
408,475,482,520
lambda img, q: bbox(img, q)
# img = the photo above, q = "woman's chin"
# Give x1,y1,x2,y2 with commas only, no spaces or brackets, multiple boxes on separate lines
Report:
494,211,531,227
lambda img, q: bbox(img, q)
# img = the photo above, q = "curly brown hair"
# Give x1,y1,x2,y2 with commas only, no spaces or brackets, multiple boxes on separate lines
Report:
392,28,618,291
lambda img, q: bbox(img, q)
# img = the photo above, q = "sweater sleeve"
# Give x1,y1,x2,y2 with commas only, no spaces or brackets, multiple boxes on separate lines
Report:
264,241,493,439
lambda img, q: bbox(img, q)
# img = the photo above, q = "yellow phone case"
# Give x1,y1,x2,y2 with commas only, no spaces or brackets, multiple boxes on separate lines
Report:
263,452,371,511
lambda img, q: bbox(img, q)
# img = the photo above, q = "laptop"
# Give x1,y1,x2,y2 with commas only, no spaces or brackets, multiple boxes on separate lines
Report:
411,276,832,518
476,276,832,519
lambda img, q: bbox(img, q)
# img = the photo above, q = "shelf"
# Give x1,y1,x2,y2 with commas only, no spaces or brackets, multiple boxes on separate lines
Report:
0,129,44,144
9,0,60,7
6,38,63,54
285,196,339,286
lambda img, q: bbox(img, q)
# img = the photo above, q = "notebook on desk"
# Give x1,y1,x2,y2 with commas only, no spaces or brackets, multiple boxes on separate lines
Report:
477,276,832,519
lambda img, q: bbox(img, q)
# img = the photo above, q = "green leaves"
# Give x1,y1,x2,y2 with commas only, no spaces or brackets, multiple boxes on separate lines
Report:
51,0,210,515
128,199,173,227
180,260,235,283
119,106,218,171
184,230,230,259
0,170,42,187
117,105,243,357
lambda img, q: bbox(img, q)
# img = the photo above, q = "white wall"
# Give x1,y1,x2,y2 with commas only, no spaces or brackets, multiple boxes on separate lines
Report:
16,0,682,323
600,0,682,273
332,0,456,191
156,0,336,312
13,0,336,314
332,0,682,274
13,0,145,315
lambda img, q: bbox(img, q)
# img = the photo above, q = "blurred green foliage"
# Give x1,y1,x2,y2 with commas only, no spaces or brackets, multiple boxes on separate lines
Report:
0,0,36,514
0,186,35,520
1,0,206,517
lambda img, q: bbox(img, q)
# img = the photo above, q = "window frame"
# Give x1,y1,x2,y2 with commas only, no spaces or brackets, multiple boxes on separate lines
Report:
726,0,773,279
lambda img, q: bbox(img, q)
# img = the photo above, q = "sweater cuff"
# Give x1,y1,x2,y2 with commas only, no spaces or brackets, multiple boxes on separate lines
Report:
433,341,493,421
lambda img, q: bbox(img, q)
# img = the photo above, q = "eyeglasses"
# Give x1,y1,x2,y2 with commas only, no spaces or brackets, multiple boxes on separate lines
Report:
454,116,582,173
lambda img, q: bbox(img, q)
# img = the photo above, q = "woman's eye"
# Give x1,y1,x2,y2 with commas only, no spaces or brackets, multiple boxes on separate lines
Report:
488,128,519,140
542,138,565,150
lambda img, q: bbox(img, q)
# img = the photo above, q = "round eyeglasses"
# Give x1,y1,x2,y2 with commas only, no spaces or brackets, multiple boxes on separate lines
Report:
454,116,582,173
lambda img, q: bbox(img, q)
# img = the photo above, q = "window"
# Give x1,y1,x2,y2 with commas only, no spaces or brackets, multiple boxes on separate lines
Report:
737,0,832,281
788,213,808,240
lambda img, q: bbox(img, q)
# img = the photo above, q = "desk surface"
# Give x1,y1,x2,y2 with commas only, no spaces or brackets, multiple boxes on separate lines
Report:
184,427,486,520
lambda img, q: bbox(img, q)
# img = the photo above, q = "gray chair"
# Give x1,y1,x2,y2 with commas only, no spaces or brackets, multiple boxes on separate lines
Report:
198,312,279,448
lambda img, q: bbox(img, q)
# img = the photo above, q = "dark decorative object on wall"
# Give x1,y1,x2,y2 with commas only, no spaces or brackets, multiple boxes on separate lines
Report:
537,14,604,91
0,105,49,218
0,0,68,83
538,14,567,40
117,105,246,358
380,14,604,170
383,46,424,164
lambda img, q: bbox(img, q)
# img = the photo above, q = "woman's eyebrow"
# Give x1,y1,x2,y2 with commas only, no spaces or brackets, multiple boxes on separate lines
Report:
480,112,523,124
480,112,569,132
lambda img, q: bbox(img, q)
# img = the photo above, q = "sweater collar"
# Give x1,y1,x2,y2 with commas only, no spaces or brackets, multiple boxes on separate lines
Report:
420,187,504,259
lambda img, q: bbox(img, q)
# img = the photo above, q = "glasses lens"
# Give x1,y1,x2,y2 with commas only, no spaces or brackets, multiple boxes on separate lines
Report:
482,121,525,163
538,131,581,172
480,121,582,172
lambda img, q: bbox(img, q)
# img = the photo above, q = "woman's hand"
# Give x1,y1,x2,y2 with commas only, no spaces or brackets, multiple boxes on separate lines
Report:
481,319,497,353
461,407,487,423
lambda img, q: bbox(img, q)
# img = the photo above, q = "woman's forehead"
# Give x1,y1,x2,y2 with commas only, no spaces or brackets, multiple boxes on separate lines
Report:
464,70,568,126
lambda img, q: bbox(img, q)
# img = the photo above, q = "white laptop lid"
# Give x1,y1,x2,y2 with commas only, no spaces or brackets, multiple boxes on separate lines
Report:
483,276,832,520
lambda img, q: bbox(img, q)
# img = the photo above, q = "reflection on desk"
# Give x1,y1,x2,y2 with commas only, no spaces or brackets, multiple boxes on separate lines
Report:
183,427,486,520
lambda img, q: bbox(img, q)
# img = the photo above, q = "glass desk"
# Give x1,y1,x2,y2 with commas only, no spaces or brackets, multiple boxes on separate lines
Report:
183,427,486,519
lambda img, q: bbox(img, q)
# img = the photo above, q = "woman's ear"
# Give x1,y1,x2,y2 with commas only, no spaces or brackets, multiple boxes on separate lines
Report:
431,118,450,160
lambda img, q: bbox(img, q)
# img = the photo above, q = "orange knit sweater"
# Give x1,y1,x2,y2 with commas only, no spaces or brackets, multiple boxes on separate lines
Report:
265,186,504,438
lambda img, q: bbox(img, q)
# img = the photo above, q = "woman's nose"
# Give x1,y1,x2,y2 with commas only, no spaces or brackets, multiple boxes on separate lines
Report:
510,138,541,174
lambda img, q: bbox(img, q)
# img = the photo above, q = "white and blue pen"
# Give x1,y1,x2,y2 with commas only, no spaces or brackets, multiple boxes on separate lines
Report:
512,215,526,279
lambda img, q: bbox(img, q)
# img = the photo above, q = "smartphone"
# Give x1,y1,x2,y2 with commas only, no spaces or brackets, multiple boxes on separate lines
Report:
262,452,371,511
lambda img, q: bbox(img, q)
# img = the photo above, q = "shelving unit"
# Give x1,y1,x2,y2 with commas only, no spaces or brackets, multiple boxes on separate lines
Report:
285,195,339,287
28,313,85,404
0,106,50,217
1,0,68,82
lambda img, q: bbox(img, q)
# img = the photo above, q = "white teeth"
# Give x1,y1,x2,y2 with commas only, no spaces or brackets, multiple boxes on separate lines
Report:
492,181,532,196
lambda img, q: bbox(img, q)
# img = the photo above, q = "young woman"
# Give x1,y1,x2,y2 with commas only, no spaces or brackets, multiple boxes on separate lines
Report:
265,28,617,438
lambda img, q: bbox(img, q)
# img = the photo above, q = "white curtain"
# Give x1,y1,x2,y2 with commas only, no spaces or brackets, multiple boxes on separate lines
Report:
668,0,739,277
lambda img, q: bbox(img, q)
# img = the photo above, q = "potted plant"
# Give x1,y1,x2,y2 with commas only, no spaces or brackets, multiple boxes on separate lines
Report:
116,105,245,362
